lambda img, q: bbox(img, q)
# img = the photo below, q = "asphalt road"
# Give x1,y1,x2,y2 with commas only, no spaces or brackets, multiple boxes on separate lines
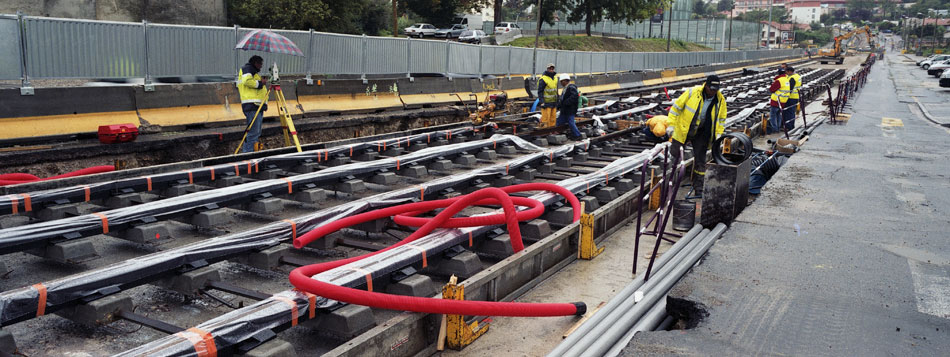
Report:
627,51,950,355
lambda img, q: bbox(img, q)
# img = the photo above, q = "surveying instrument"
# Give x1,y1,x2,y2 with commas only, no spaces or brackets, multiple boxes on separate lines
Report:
234,62,303,154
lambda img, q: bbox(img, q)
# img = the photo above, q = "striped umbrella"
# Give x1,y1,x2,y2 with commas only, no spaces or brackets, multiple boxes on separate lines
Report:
235,29,304,56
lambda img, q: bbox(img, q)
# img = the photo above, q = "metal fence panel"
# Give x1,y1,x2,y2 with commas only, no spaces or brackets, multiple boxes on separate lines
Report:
0,15,20,80
148,24,233,77
365,36,407,74
24,16,144,78
311,33,362,75
408,38,446,74
448,42,479,74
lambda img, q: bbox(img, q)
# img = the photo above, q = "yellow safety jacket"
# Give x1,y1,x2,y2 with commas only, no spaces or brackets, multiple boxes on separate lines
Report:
237,65,268,106
667,85,727,145
770,76,791,104
788,73,802,100
539,75,558,104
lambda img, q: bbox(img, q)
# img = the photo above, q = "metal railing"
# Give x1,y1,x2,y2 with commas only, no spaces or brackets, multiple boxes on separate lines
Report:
2,13,801,91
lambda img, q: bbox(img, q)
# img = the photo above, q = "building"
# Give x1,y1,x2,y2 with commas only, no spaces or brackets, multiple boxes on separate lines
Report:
760,21,810,47
734,0,786,16
787,1,822,24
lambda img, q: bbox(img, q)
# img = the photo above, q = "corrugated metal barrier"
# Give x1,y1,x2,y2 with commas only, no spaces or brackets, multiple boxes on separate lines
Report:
1,13,803,85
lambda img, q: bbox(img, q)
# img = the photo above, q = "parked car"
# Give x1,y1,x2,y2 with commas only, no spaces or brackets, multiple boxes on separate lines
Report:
920,55,950,70
435,24,467,38
940,69,950,88
404,23,437,38
927,59,950,77
458,30,488,44
916,54,938,66
493,22,522,35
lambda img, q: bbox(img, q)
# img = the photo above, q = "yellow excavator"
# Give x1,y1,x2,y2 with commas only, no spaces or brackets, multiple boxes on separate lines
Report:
817,25,874,64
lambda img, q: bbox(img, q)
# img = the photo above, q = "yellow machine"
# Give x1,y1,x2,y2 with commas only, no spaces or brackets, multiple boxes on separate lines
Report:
234,63,303,154
817,26,875,65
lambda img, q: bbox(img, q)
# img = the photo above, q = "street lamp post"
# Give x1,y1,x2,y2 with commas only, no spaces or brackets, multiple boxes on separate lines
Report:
728,5,734,50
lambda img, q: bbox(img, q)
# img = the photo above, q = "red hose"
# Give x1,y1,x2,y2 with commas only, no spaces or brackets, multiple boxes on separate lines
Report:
289,183,586,317
0,165,114,186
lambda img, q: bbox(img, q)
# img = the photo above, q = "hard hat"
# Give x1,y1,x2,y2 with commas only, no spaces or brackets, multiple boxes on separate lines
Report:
559,73,571,81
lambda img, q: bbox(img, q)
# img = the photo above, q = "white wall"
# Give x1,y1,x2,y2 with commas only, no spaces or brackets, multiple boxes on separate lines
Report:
789,6,820,25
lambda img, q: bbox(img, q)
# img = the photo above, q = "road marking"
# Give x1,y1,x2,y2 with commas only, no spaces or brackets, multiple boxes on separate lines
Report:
881,117,904,127
908,260,950,319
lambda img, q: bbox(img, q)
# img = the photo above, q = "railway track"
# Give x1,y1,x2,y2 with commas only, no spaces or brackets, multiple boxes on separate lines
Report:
0,63,843,356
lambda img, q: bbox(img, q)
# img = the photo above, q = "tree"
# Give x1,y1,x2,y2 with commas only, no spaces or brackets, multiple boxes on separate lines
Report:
564,0,672,36
736,7,788,23
693,0,707,17
227,0,395,36
846,0,875,22
227,0,330,31
717,0,734,13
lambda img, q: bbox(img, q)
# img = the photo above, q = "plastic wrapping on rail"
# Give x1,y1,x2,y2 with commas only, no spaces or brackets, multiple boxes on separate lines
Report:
114,141,671,357
0,126,487,217
0,128,520,255
0,134,559,327
590,103,658,121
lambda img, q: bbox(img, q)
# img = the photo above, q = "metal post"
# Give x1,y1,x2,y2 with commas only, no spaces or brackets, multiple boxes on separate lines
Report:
477,43,483,81
361,34,368,83
142,20,153,91
666,3,672,52
767,0,773,49
729,3,736,50
16,11,33,95
233,25,240,81
406,36,413,81
506,46,511,79
444,39,452,81
305,28,314,85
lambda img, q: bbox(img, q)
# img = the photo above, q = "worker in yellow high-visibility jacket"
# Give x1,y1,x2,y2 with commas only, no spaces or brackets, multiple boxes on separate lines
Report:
783,66,802,131
768,68,791,133
237,55,269,153
537,63,558,128
666,75,728,195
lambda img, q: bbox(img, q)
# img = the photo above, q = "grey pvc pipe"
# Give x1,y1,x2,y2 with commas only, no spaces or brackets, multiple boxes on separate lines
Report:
656,315,675,330
546,224,704,357
581,223,727,357
566,228,712,357
604,297,667,357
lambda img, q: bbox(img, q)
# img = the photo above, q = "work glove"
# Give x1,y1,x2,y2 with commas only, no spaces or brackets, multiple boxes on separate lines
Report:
262,103,268,112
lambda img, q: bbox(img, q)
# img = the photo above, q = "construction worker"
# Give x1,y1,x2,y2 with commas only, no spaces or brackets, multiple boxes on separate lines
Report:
237,55,268,153
556,73,581,139
768,67,790,134
783,65,801,131
537,63,558,128
667,75,728,195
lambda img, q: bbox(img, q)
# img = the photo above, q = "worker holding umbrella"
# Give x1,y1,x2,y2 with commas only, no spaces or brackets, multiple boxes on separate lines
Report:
234,29,306,154
237,55,268,153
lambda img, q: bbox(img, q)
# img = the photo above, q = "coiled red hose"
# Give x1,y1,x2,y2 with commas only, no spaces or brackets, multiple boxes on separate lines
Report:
289,183,586,317
0,165,114,186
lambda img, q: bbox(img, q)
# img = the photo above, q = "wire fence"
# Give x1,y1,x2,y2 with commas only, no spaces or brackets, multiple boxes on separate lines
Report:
482,19,764,50
2,13,800,85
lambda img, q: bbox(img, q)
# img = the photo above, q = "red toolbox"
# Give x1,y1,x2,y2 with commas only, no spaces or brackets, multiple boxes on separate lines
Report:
98,124,139,144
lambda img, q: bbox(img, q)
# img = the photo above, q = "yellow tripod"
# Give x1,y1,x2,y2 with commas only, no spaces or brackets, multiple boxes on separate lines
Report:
234,66,303,154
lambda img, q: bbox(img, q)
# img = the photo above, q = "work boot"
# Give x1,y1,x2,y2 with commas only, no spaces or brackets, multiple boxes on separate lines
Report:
691,175,704,197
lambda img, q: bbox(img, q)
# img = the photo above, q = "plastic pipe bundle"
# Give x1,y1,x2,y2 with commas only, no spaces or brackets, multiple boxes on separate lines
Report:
548,223,728,357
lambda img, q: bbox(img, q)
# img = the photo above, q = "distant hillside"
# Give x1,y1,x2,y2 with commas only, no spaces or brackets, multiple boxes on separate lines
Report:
508,36,713,52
